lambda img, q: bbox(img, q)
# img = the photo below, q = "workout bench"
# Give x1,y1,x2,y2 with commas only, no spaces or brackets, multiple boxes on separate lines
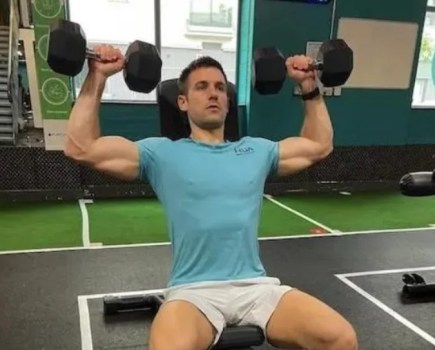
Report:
103,293,265,349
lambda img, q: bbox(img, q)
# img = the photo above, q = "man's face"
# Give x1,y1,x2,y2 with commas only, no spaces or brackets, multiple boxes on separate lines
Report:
177,67,229,130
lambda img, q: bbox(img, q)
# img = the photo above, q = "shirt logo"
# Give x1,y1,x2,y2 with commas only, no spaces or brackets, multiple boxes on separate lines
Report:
234,146,254,155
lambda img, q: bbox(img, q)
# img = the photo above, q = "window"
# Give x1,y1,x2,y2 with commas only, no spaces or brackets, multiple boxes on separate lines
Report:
68,0,239,103
68,0,155,102
188,0,233,29
160,0,238,85
412,0,435,108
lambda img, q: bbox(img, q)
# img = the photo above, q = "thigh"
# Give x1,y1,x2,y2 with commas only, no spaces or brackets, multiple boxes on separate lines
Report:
149,300,216,350
266,289,357,349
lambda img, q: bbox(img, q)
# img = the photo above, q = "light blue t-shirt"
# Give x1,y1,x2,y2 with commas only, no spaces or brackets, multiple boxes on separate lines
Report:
135,136,280,287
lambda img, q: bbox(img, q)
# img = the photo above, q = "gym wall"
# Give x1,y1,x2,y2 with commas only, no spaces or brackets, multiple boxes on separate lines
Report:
90,0,431,146
17,0,431,145
4,0,434,201
249,0,430,146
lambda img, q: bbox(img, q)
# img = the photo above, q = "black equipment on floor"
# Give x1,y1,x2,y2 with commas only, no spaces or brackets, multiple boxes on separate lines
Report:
399,170,435,196
103,293,265,350
401,273,435,303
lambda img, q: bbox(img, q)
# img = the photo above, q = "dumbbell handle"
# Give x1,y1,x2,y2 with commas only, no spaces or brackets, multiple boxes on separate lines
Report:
86,48,100,61
85,48,125,64
301,60,323,72
310,60,323,70
289,60,323,74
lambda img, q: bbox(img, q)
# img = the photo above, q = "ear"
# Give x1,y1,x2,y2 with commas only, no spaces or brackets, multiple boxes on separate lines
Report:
177,94,188,112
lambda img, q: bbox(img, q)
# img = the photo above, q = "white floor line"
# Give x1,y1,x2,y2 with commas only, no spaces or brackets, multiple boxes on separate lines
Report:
258,226,435,240
333,226,434,235
336,274,435,346
78,199,93,248
1,226,434,256
264,194,337,233
77,289,164,349
80,288,165,301
0,241,170,255
338,265,435,278
78,296,93,350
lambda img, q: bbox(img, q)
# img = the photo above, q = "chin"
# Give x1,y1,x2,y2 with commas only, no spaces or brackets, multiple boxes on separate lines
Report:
203,122,224,130
201,120,225,130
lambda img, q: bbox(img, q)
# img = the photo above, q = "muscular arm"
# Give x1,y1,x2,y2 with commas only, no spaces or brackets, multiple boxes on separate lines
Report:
64,72,139,181
277,81,333,177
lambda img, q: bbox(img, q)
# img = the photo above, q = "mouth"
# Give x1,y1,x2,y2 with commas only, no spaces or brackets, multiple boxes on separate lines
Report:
207,104,220,110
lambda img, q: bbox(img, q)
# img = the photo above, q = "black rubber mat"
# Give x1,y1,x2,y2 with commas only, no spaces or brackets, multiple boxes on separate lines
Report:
1,229,435,349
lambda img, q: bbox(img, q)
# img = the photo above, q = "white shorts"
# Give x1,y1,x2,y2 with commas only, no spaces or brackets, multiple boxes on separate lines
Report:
163,276,293,346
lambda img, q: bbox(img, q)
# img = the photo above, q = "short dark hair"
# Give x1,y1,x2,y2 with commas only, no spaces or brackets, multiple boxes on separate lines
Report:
177,56,228,95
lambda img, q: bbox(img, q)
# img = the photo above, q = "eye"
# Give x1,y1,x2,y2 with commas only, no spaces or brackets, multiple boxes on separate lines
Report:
217,84,226,92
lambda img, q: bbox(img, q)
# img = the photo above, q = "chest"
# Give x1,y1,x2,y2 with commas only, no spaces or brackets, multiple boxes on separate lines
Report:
160,147,266,198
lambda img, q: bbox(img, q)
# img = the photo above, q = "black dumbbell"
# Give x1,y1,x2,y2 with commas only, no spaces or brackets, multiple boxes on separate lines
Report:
399,171,435,196
103,294,164,315
47,19,162,93
252,39,353,95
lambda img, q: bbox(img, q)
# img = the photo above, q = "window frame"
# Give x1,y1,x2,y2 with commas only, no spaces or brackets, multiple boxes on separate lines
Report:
67,0,243,106
411,4,435,109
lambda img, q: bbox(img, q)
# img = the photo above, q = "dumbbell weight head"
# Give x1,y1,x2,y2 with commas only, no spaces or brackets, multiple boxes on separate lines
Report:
47,19,162,93
47,19,87,76
317,39,353,87
252,39,353,94
252,47,286,95
123,40,162,93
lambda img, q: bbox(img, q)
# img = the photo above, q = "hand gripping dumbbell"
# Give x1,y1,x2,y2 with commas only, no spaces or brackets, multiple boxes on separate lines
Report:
252,39,353,95
47,19,162,93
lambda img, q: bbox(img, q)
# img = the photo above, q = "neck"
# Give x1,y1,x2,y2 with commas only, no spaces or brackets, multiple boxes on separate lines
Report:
189,126,225,144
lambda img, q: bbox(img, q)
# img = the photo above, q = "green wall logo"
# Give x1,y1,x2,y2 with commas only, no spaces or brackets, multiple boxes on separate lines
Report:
33,0,63,19
32,0,72,150
41,78,70,106
37,34,48,61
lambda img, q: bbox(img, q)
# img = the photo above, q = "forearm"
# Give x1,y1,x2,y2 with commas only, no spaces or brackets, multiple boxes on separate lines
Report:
299,81,333,149
65,72,107,154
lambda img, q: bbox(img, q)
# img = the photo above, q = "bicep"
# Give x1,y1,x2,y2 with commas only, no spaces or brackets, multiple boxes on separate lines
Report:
81,136,140,181
277,137,331,176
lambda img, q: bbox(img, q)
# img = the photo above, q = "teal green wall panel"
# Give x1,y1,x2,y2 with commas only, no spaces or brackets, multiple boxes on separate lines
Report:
247,0,432,145
99,104,160,141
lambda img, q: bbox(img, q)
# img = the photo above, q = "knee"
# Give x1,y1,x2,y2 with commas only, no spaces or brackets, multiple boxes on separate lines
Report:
149,333,203,350
328,322,358,350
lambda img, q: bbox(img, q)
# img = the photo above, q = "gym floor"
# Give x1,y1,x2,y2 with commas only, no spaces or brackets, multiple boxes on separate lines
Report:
1,191,435,349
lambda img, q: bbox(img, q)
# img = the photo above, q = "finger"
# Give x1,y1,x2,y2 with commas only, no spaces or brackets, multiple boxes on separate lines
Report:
104,46,118,62
96,45,109,61
95,45,113,62
285,56,296,71
296,56,311,70
93,45,102,57
107,46,120,61
115,48,124,61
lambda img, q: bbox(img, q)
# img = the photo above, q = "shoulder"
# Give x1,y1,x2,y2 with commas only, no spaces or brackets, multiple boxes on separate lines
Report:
238,136,278,149
135,137,195,156
135,137,174,162
136,136,172,148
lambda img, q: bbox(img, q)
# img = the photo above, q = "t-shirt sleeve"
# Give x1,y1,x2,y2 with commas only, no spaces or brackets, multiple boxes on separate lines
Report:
249,137,280,178
264,139,280,178
135,137,169,186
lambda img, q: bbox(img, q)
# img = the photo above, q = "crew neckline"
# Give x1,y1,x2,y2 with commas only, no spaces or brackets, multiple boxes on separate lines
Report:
187,137,232,148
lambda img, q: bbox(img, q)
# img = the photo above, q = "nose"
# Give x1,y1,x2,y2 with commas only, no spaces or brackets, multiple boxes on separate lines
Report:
208,86,218,99
208,84,218,100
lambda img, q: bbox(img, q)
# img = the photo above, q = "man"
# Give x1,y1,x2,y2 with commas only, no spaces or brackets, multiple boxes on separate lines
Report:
64,45,357,350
